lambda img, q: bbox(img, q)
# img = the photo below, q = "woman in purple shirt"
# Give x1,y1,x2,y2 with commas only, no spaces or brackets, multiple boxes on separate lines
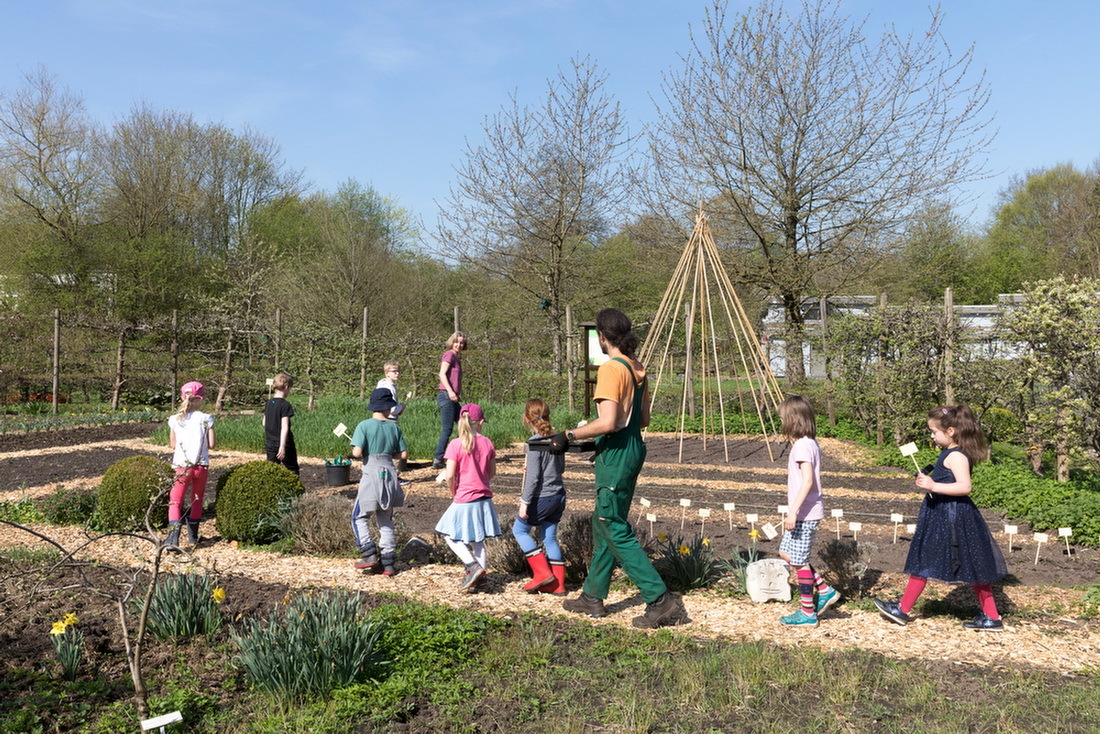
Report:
433,332,466,468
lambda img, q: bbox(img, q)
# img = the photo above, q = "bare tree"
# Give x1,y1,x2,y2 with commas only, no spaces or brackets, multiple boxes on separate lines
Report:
650,0,993,384
437,56,636,374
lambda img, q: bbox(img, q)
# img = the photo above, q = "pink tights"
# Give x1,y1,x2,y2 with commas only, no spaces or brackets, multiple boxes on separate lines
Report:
169,466,208,522
899,575,1000,619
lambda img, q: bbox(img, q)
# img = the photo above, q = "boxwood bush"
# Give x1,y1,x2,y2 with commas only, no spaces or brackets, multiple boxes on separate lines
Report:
96,455,172,531
214,461,304,544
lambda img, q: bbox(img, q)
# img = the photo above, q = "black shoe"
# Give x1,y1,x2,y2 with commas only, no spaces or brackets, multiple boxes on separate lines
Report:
962,612,1004,631
632,592,685,629
432,459,446,470
562,592,606,618
873,598,911,626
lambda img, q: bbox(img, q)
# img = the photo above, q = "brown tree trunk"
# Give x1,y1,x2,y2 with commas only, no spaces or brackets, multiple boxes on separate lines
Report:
111,329,126,410
216,329,234,412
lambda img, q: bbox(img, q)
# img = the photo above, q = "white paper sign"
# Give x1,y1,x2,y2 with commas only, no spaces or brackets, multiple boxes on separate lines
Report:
848,522,863,532
778,505,789,514
761,522,778,540
899,442,918,456
1004,525,1018,534
680,498,692,507
645,513,657,523
698,508,711,518
333,423,352,440
890,513,904,523
640,498,651,508
906,523,917,533
745,513,759,524
831,508,844,518
265,378,274,387
1033,533,1049,543
723,502,736,511
1058,527,1073,537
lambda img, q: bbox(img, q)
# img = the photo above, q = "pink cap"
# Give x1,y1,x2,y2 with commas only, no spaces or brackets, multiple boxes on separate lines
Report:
180,381,205,400
460,403,486,422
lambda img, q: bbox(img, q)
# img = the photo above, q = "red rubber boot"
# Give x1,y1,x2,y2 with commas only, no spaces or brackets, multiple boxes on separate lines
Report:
523,550,555,592
544,559,567,596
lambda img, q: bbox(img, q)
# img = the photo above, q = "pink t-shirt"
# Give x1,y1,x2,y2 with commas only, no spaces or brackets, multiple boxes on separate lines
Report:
445,433,495,503
438,349,462,396
787,436,824,521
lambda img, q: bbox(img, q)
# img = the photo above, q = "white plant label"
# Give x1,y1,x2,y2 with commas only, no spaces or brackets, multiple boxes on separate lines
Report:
333,423,352,440
698,508,711,518
849,522,863,532
1033,532,1049,543
899,442,918,456
645,513,656,523
723,502,736,511
745,513,759,524
1004,525,1018,535
680,498,692,507
1058,527,1072,537
265,378,274,387
891,513,904,523
778,505,789,515
761,523,778,540
831,508,844,518
640,498,651,508
906,523,917,533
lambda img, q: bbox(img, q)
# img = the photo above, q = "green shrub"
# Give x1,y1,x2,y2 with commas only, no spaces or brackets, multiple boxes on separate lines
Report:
230,589,386,702
143,573,224,641
0,496,46,524
38,487,97,525
652,533,721,592
717,544,759,596
214,461,305,544
95,456,172,531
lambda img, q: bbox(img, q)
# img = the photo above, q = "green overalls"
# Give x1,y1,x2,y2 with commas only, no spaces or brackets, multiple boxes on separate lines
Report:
582,357,669,603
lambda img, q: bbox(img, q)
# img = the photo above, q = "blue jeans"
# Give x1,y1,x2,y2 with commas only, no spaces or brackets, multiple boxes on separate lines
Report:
435,390,459,462
512,515,562,560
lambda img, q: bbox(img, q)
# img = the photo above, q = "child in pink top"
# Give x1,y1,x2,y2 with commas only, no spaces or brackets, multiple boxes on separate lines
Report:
434,403,501,590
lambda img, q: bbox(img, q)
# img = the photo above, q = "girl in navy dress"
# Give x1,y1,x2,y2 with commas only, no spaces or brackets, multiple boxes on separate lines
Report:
874,405,1007,631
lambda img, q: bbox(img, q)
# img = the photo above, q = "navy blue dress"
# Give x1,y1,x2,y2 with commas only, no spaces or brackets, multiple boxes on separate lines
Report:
904,447,1007,584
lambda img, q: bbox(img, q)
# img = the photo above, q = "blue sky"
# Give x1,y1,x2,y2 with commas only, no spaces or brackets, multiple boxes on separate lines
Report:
2,1,1097,233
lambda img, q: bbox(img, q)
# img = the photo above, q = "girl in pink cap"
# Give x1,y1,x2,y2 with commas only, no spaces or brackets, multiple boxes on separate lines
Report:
166,381,215,550
435,403,501,590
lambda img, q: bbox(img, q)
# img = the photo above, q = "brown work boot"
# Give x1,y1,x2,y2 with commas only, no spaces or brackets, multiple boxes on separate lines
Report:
632,592,685,629
562,592,606,618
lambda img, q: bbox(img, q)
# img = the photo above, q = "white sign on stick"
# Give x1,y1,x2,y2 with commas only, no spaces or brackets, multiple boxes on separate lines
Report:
906,523,917,534
891,513,904,523
1059,527,1074,558
831,508,844,538
698,508,711,518
778,505,789,515
680,498,692,507
761,522,778,540
1033,532,1049,565
640,498,651,508
646,512,657,535
848,521,862,541
723,502,736,512
899,441,923,472
332,423,353,441
745,513,759,524
831,508,844,518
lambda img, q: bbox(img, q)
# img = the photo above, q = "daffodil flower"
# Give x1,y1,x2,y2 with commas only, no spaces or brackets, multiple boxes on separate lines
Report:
63,613,78,626
213,587,226,604
50,621,68,636
749,528,761,541
657,532,668,542
678,544,690,555
702,538,710,547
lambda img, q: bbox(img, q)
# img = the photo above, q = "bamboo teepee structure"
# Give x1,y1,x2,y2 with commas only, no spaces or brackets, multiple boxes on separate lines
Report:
639,209,784,462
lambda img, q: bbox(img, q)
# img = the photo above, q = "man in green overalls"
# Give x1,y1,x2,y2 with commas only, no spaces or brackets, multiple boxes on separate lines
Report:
551,308,685,628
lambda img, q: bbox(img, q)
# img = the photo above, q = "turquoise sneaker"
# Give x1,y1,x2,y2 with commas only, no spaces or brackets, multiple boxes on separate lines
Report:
815,587,841,614
780,609,818,627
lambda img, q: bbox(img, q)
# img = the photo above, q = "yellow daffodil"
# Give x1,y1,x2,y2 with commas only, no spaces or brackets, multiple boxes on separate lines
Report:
702,538,710,547
63,613,78,626
749,528,761,541
50,620,68,635
678,544,690,555
212,587,226,604
657,532,668,542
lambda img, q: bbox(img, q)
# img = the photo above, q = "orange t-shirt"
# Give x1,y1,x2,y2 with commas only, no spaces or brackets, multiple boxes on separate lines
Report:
593,358,648,431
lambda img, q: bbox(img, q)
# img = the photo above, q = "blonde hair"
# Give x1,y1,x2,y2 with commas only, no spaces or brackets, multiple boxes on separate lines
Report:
446,332,467,351
382,360,400,372
523,398,554,437
779,395,816,440
272,371,293,391
176,391,203,422
457,409,482,453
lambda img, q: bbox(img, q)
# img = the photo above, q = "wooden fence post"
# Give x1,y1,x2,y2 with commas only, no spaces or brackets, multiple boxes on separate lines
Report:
820,297,836,427
876,292,887,446
944,287,955,405
274,308,282,370
566,305,574,412
51,309,61,415
359,306,369,400
453,307,461,334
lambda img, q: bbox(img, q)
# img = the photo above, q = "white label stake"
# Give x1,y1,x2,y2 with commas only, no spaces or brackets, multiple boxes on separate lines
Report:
646,512,656,536
890,513,904,544
831,508,844,539
723,502,736,531
746,513,758,533
848,521,862,541
1059,527,1073,558
332,423,353,441
899,441,922,473
679,498,691,530
761,522,778,540
1004,525,1018,553
1033,532,1049,565
698,508,711,535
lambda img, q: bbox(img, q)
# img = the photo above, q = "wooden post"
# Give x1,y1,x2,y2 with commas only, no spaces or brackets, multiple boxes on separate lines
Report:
216,329,234,413
274,308,282,370
111,329,126,410
170,309,179,407
566,305,575,412
51,309,60,415
875,292,887,445
684,303,695,419
820,297,836,427
453,307,461,334
944,287,954,406
359,306,369,400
